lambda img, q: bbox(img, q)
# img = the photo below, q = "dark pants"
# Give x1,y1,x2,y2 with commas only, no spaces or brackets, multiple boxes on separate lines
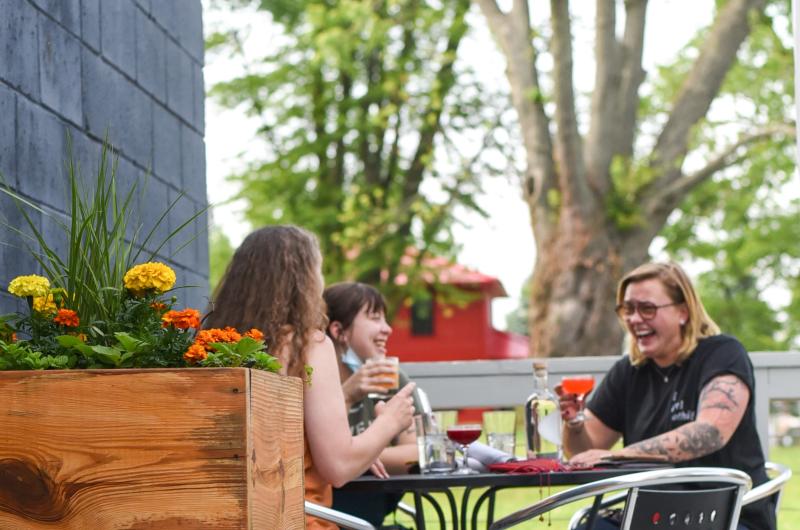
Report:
332,488,404,529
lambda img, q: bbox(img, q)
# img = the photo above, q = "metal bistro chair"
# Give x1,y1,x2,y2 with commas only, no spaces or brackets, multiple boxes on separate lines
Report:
305,501,376,530
742,461,792,517
489,467,751,530
565,460,792,529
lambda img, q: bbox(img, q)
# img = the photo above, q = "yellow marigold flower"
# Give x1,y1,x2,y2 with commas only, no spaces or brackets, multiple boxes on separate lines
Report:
123,262,176,296
161,308,201,330
33,293,58,314
183,343,208,363
53,309,80,327
8,275,50,298
244,328,264,341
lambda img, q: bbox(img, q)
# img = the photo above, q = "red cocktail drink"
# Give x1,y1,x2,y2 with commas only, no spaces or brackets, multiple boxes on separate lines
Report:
446,425,482,445
562,376,595,396
446,424,482,474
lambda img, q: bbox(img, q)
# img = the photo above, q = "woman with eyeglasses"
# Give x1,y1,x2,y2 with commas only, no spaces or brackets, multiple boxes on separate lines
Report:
558,262,774,530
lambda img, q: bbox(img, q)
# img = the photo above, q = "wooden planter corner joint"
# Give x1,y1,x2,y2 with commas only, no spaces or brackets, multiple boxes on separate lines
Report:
0,368,304,529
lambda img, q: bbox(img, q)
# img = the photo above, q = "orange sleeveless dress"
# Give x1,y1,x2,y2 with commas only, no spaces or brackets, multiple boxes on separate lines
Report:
304,437,336,530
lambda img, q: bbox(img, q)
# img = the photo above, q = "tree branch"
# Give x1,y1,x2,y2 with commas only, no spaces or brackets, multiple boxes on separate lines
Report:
550,0,588,207
584,0,620,195
649,124,796,213
650,0,767,181
615,0,648,157
403,0,471,199
476,0,556,228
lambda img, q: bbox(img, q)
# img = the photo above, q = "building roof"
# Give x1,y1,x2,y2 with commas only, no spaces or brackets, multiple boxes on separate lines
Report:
394,254,508,298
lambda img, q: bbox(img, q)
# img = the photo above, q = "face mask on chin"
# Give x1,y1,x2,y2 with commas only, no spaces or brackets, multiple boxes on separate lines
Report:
341,347,363,373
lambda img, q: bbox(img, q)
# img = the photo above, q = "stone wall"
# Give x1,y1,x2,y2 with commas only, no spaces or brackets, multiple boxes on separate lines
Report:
0,0,208,312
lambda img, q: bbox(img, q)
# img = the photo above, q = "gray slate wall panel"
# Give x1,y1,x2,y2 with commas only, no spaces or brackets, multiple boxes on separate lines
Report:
1,0,41,99
180,123,205,203
0,85,16,182
100,0,136,74
135,8,166,102
165,42,194,125
30,0,81,36
153,108,182,187
15,97,67,209
1,0,208,309
39,14,82,124
80,0,101,51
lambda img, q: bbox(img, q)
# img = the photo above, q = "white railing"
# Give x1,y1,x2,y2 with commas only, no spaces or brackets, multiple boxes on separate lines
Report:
402,351,800,457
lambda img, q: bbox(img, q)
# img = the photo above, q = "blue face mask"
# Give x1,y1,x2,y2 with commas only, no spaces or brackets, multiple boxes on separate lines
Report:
341,347,363,372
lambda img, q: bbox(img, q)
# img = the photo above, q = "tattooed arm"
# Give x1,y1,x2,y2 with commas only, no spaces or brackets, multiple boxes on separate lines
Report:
569,374,749,467
619,374,749,462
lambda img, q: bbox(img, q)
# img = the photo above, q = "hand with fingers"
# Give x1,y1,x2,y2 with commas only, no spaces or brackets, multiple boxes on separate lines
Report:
342,357,399,405
554,383,583,425
374,382,416,435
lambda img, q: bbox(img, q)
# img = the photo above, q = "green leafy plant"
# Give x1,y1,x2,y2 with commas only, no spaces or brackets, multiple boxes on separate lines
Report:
0,138,281,374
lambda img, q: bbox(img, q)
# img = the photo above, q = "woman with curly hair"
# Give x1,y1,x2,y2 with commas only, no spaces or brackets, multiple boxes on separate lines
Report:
206,225,416,529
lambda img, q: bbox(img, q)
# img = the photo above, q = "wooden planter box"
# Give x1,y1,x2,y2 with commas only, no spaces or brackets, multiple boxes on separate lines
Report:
0,368,304,529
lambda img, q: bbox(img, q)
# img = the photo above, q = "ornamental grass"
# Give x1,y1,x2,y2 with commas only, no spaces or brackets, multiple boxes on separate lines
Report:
0,137,280,373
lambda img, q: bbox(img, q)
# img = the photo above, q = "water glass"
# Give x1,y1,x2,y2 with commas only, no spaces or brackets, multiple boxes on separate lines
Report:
414,414,455,474
483,409,517,456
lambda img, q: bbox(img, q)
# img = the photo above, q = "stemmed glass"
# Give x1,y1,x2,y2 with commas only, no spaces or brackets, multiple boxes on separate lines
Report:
561,375,595,422
445,423,482,474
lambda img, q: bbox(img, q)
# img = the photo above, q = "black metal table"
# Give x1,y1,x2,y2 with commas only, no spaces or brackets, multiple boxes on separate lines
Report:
340,464,668,530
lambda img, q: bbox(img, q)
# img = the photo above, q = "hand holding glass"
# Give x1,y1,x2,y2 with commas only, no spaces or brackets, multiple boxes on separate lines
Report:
366,356,400,399
446,424,482,474
561,375,595,422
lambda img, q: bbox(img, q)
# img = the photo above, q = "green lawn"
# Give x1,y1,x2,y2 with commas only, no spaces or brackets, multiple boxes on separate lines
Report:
383,446,800,529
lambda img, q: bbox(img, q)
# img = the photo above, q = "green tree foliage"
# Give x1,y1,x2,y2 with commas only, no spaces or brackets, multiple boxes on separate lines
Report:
206,0,516,310
659,0,799,350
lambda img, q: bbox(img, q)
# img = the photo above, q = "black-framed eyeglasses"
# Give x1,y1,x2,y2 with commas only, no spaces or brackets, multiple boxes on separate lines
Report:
615,301,681,320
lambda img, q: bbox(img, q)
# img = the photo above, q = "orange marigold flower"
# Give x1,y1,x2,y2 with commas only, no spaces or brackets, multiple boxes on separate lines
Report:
161,308,201,330
195,327,242,347
150,302,167,312
244,328,264,341
53,309,80,327
10,333,16,342
183,343,208,364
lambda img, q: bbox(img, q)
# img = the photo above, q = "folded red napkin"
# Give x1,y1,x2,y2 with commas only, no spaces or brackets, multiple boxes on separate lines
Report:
487,458,569,474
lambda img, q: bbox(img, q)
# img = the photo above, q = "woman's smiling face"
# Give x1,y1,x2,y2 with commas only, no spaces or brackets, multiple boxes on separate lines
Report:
342,304,393,362
622,278,688,366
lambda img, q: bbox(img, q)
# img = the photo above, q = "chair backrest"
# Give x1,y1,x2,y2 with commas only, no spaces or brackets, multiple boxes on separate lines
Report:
489,467,751,530
742,461,792,518
304,500,376,530
621,484,745,530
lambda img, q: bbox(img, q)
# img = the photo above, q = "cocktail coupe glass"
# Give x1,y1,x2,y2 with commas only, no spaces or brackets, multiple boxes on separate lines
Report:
445,423,482,475
561,375,595,422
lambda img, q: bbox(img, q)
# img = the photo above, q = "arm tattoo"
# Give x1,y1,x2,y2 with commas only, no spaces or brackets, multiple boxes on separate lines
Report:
626,436,671,458
625,423,724,462
676,423,724,457
698,376,742,413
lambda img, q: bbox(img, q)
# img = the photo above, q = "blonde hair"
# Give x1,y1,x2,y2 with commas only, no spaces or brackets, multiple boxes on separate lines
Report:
617,262,719,366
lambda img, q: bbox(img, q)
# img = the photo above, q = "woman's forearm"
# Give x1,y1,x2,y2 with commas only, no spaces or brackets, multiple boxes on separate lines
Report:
619,420,725,462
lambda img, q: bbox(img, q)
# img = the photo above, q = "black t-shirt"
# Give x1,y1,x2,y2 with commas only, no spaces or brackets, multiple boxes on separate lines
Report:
588,335,774,530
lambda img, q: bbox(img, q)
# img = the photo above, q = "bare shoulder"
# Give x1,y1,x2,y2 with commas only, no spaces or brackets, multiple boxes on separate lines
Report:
305,330,335,360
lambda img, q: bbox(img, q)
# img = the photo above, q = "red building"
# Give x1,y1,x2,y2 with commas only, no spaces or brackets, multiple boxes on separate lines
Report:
389,257,529,362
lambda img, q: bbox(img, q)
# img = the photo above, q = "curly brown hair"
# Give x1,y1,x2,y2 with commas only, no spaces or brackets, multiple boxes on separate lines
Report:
204,225,328,379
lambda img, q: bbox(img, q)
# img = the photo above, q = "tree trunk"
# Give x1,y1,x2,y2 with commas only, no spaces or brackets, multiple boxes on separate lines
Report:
479,0,767,357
